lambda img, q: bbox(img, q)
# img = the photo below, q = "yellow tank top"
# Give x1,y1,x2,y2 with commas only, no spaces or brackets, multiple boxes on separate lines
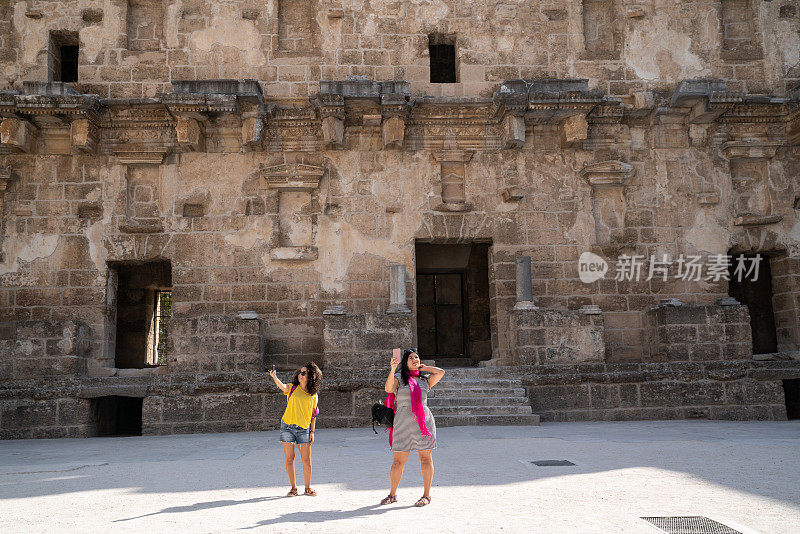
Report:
281,386,319,429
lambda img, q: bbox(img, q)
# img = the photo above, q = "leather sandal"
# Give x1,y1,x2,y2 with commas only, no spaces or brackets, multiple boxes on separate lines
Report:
380,494,397,505
414,496,431,507
303,488,317,496
286,487,299,496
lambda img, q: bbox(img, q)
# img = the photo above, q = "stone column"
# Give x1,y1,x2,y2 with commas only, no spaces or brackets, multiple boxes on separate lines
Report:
514,256,538,310
387,264,410,314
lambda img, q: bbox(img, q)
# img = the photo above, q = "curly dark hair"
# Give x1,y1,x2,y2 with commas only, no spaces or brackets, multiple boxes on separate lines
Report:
292,362,322,395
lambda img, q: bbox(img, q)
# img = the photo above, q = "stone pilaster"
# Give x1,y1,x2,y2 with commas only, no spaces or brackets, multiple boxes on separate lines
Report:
581,160,635,252
263,163,325,261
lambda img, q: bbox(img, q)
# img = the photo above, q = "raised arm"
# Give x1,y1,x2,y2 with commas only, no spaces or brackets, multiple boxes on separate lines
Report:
384,348,401,393
269,369,292,393
418,364,445,389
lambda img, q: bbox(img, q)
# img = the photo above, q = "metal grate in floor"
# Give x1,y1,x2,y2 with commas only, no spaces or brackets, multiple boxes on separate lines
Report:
531,460,576,466
641,516,743,534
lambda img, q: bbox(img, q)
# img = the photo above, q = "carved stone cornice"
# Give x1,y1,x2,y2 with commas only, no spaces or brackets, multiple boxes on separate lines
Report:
722,141,782,160
0,78,795,155
262,163,326,191
580,160,635,187
112,145,170,165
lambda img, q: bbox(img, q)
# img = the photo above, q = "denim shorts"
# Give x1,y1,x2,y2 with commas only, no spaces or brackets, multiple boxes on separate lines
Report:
280,421,311,444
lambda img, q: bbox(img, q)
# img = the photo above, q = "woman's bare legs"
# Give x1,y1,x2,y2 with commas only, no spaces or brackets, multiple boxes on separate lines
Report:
298,443,313,492
389,451,410,496
418,449,434,498
282,442,297,491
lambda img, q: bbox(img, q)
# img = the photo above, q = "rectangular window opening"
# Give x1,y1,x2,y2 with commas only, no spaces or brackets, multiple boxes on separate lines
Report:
49,31,79,83
428,37,457,83
151,290,172,366
109,260,172,369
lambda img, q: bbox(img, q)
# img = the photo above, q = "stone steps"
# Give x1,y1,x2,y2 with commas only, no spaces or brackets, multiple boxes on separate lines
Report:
435,414,541,427
435,382,520,389
425,370,539,426
429,387,527,398
428,396,530,407
432,405,533,416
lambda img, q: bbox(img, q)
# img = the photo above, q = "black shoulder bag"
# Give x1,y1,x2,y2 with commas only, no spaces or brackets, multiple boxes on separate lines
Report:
371,402,394,433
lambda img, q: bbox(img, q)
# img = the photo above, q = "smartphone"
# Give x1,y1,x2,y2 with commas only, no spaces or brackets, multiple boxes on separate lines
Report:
272,364,276,372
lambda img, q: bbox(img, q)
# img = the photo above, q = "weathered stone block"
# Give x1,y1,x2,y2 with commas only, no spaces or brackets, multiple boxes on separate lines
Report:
321,116,345,148
176,117,204,151
382,115,405,149
501,114,525,148
0,118,37,153
561,114,588,147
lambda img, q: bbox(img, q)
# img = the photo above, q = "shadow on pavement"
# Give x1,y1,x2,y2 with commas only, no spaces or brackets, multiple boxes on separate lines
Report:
239,504,418,529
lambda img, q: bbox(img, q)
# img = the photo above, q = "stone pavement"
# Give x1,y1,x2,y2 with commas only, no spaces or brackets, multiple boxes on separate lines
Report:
1,421,799,533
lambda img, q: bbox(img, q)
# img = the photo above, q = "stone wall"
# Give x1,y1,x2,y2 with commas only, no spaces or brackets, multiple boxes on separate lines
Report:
1,1,797,97
524,361,795,422
0,320,91,380
0,0,798,440
643,304,752,361
322,311,413,369
168,315,265,372
509,308,605,365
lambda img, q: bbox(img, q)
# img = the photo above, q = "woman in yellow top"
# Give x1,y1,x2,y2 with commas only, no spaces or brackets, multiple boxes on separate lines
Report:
269,362,322,496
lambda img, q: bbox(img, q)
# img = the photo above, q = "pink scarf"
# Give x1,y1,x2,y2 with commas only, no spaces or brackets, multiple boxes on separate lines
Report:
384,370,433,449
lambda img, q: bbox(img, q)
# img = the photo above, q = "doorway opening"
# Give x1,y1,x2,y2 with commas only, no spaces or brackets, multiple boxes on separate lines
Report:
728,252,778,355
90,396,143,436
108,260,172,369
415,242,491,367
783,379,800,420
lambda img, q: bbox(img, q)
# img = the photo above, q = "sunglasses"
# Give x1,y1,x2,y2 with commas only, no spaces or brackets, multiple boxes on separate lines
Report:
298,371,307,376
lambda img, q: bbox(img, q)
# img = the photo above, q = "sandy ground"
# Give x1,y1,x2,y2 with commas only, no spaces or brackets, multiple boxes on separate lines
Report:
1,421,799,533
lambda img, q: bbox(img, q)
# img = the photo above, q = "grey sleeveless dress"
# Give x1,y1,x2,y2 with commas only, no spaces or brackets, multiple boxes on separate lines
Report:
392,372,437,451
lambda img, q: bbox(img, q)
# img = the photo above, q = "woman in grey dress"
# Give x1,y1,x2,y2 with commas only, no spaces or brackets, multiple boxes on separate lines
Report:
380,348,445,507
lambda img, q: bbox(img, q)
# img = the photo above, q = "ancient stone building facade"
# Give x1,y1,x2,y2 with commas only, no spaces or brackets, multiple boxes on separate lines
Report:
0,0,799,438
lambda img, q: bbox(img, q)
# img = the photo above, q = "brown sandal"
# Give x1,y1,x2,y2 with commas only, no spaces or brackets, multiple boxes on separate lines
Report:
414,496,431,507
286,487,299,497
380,494,397,505
303,488,317,496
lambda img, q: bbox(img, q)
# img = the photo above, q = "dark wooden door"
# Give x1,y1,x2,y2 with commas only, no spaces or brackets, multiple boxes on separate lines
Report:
416,273,464,358
728,255,778,355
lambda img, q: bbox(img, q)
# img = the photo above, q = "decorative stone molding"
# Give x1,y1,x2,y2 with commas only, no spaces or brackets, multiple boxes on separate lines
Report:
315,92,345,149
722,141,782,160
112,145,170,165
697,192,720,206
580,160,635,187
263,163,326,261
722,135,782,227
581,160,635,249
432,149,474,212
263,163,325,191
